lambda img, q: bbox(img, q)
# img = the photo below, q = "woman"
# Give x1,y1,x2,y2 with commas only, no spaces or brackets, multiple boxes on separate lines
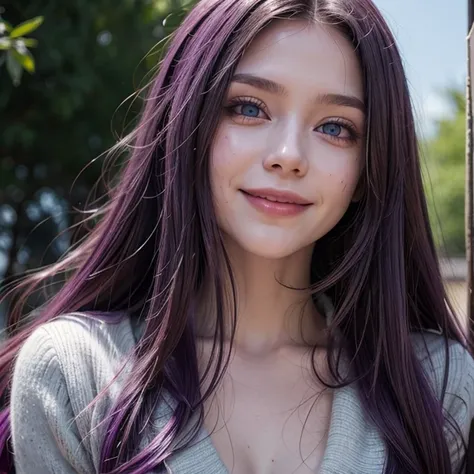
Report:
1,0,473,472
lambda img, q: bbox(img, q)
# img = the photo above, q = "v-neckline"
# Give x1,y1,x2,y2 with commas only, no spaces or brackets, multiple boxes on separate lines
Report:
194,384,342,473
163,289,388,473
134,294,388,473
164,352,387,473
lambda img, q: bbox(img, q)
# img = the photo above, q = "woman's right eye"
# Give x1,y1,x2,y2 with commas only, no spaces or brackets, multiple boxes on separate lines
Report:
226,98,269,121
235,103,261,117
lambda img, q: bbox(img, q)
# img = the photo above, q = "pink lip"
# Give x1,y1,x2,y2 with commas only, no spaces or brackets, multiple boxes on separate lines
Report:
241,188,312,217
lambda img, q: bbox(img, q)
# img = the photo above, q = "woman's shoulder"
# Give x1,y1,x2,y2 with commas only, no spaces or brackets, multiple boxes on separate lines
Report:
410,330,474,375
15,311,140,372
12,311,142,400
410,330,474,468
10,311,142,472
410,330,474,396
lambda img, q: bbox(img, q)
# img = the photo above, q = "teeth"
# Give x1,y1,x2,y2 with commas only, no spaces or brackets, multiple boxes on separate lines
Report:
257,194,293,204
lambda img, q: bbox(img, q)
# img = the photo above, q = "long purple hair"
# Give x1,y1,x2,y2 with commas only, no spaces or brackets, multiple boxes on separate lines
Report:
0,0,471,473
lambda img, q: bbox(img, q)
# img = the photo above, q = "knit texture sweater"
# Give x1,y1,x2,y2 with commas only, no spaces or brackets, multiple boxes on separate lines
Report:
10,309,474,474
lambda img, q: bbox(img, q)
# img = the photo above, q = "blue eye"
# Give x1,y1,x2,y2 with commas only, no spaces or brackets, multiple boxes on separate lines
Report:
315,121,360,145
321,123,342,136
240,104,260,117
226,97,268,121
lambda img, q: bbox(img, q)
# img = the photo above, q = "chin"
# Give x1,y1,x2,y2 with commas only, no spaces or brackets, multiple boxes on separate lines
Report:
228,231,308,260
244,245,296,260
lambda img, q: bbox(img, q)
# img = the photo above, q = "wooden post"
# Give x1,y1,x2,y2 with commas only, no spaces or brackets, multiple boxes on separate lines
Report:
470,1,474,32
467,1,474,342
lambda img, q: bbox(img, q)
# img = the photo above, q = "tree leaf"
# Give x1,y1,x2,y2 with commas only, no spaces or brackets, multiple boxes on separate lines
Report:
0,38,11,50
13,40,27,55
10,17,44,39
6,50,23,86
0,20,12,34
12,48,35,73
21,38,38,48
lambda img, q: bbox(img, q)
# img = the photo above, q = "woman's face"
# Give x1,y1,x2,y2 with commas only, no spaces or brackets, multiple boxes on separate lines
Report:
210,19,365,259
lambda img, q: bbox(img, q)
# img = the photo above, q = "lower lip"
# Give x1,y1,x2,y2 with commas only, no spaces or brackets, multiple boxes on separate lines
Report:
242,191,311,217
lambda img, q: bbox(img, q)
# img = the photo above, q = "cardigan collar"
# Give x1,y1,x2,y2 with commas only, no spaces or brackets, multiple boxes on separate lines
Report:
157,293,388,473
163,366,387,474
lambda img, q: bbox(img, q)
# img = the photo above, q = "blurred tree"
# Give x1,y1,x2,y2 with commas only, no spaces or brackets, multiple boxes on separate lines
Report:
0,0,193,284
0,14,43,86
424,88,466,257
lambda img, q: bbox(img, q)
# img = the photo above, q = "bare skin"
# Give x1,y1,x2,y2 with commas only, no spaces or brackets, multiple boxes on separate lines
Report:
197,340,334,474
196,18,365,474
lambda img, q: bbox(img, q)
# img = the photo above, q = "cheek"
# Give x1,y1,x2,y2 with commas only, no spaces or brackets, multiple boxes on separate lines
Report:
211,125,238,173
316,153,362,199
210,127,243,212
210,132,232,193
338,169,360,196
210,123,262,191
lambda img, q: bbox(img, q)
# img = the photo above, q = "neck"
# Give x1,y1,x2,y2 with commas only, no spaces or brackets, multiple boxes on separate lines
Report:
195,235,328,356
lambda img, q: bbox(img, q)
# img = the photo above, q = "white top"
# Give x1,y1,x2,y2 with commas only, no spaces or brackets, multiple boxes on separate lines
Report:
9,310,474,473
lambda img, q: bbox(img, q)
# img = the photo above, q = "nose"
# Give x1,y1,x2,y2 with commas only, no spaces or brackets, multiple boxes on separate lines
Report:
263,124,309,178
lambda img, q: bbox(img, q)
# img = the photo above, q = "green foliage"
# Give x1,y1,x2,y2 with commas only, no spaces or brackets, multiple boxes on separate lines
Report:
9,16,43,38
424,89,466,256
0,0,194,282
0,15,43,85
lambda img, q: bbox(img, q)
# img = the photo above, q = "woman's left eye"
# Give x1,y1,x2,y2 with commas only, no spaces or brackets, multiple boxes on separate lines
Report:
317,122,347,137
315,121,358,143
322,123,342,136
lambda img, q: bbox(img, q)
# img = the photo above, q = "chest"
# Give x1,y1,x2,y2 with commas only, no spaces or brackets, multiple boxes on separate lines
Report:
200,346,334,474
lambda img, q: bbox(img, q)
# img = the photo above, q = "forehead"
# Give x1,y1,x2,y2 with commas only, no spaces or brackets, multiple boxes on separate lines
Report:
235,19,363,100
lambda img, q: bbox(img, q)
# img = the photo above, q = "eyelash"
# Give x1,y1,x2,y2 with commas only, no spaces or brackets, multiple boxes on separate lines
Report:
225,96,362,145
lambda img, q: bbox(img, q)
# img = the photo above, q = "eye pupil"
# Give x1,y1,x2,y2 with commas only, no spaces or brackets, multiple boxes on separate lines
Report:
322,123,341,136
241,104,259,117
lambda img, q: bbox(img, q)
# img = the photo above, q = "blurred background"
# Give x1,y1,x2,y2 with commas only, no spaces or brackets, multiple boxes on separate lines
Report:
0,0,468,327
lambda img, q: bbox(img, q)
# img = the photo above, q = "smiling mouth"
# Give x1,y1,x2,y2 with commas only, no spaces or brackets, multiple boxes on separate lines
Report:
240,189,312,217
241,188,312,206
242,191,310,205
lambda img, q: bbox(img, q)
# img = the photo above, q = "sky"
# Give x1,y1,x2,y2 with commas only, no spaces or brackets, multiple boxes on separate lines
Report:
374,0,467,137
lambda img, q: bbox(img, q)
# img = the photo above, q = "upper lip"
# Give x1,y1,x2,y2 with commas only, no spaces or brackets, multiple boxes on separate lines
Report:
241,188,313,205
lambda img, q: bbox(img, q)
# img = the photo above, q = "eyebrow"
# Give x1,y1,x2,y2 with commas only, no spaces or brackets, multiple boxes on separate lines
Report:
231,73,365,114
